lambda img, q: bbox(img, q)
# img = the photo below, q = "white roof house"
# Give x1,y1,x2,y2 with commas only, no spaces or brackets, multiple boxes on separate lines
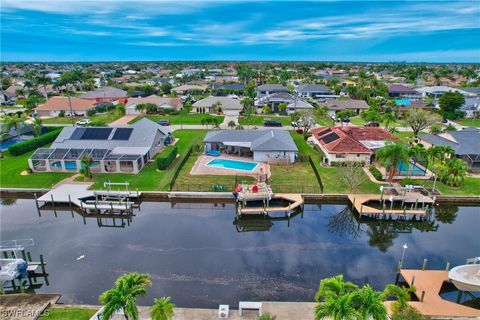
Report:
192,96,243,116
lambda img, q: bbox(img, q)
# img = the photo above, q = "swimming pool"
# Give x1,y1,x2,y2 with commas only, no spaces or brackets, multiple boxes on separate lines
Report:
0,139,21,151
395,99,411,106
397,161,426,175
207,158,258,172
51,161,100,170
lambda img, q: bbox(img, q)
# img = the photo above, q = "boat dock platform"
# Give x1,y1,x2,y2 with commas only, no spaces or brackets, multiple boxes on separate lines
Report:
35,183,141,214
398,268,480,318
237,193,304,216
348,192,435,220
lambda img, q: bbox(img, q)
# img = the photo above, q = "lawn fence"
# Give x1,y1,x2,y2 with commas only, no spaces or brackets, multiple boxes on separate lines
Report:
169,143,202,190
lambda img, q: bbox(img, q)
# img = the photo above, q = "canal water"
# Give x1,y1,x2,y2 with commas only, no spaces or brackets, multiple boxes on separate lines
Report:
0,197,479,308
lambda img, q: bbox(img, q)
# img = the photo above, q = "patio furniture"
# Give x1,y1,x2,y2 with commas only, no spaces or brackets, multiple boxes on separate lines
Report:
218,304,229,319
239,301,262,316
207,150,221,157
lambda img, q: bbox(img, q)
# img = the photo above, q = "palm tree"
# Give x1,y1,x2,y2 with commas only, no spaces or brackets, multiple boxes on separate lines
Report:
135,104,146,115
315,292,358,320
35,74,51,101
407,144,427,177
80,155,94,179
354,284,387,320
99,272,152,320
1,114,25,140
227,120,236,128
376,141,410,182
382,112,396,131
315,275,358,302
439,158,468,187
383,284,416,314
31,116,43,137
150,296,175,320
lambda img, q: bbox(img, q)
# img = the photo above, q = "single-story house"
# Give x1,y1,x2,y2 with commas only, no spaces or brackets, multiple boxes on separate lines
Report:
311,126,397,165
255,92,294,113
419,128,480,173
256,84,289,97
415,86,473,99
192,96,243,116
324,99,369,114
172,84,208,94
295,84,336,99
29,118,172,174
286,99,314,114
461,87,480,96
0,91,17,105
212,83,245,96
126,95,182,115
35,96,97,117
387,84,418,99
204,130,298,164
80,86,128,103
461,97,480,118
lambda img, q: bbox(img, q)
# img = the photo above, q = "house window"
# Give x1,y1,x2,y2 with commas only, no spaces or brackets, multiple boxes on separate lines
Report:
357,154,360,157
336,154,346,159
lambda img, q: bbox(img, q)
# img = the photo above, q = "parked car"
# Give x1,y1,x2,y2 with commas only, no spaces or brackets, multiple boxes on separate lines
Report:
364,121,379,127
157,119,170,126
264,120,282,127
75,119,91,126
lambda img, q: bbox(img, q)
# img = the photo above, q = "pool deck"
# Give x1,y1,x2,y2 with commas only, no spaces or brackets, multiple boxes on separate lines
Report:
190,154,271,179
400,268,480,318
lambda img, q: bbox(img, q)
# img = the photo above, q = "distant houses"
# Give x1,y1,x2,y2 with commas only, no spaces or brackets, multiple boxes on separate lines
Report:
323,99,369,114
256,84,289,97
126,95,182,115
295,84,336,99
172,84,208,94
80,86,128,103
387,84,419,99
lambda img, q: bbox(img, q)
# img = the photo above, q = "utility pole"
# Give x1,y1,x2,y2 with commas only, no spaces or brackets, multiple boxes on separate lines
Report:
67,94,74,126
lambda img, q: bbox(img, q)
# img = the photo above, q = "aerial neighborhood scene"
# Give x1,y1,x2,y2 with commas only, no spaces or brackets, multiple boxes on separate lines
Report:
1,1,480,320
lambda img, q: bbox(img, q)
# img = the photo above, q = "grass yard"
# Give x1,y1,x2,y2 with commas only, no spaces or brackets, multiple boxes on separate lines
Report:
130,110,224,125
89,130,207,191
40,307,97,320
393,131,427,143
42,110,123,125
422,177,480,195
314,115,335,126
238,115,292,126
350,116,402,127
456,118,480,128
0,149,72,189
288,131,380,194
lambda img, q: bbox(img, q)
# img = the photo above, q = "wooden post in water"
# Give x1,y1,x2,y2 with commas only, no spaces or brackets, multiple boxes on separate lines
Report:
446,261,450,270
422,259,428,270
40,254,46,274
27,252,32,262
420,290,425,302
34,192,41,217
411,275,415,286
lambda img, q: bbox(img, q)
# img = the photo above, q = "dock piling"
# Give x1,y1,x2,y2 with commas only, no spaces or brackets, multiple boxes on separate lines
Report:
445,261,450,271
40,254,46,274
422,259,428,270
421,290,426,302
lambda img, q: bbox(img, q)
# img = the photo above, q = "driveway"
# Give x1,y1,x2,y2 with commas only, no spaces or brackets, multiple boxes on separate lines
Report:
109,115,137,126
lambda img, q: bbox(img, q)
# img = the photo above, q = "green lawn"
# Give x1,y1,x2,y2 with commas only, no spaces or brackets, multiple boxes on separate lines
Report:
422,177,480,195
40,307,97,320
0,149,72,189
42,110,123,125
90,130,207,191
457,118,480,128
238,115,292,126
130,110,224,125
350,116,402,127
393,131,427,143
314,115,335,126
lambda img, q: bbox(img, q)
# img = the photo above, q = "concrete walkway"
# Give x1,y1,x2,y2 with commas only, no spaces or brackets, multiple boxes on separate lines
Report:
109,115,137,126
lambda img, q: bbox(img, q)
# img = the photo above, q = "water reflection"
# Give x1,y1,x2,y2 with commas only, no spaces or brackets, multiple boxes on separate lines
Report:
434,205,459,224
233,209,303,232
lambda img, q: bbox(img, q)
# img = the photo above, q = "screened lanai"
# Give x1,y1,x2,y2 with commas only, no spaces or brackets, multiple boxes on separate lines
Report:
29,147,145,174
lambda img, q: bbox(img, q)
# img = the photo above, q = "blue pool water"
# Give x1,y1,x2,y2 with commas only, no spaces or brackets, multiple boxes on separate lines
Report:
51,161,100,170
395,99,411,106
0,139,20,151
397,161,426,175
207,158,258,171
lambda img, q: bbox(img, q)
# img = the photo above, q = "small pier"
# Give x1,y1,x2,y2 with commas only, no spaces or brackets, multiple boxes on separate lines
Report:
234,183,304,216
398,267,480,318
348,186,435,220
35,182,141,214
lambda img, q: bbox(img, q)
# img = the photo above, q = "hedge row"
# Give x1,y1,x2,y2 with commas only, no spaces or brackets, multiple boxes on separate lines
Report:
8,127,63,156
369,165,383,181
156,146,178,170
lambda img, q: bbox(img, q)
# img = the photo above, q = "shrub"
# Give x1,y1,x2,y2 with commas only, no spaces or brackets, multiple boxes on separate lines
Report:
8,128,63,156
87,109,96,116
400,178,422,186
156,146,178,170
330,160,366,167
58,110,65,117
369,166,383,181
96,106,107,113
296,128,304,134
445,124,457,131
89,120,107,126
303,132,312,141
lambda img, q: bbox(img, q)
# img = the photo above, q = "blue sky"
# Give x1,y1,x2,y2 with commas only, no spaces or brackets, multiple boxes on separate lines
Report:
1,0,479,62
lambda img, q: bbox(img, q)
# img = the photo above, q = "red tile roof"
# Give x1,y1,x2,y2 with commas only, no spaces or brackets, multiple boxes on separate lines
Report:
36,96,97,111
311,126,397,154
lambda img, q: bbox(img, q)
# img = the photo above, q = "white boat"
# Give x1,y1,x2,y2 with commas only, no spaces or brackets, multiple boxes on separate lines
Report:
0,259,28,282
448,264,480,292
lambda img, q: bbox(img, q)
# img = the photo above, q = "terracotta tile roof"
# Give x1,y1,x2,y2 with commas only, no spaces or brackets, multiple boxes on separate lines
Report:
311,126,397,154
36,96,97,111
126,95,182,109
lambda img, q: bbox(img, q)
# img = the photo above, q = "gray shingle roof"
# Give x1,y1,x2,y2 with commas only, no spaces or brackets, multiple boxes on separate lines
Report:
79,87,127,99
204,130,298,152
52,118,169,150
420,128,480,155
296,84,332,93
257,84,289,92
193,96,243,110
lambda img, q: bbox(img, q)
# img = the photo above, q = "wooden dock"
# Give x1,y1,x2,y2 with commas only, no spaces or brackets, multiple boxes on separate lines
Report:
238,193,303,215
348,194,434,219
0,294,60,320
400,268,480,318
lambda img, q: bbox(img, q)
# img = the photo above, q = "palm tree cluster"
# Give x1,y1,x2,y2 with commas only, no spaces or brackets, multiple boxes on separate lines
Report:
315,275,422,320
99,272,175,320
427,145,468,187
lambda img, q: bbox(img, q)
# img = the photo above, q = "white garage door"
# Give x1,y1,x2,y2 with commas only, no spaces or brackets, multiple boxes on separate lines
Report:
224,110,240,116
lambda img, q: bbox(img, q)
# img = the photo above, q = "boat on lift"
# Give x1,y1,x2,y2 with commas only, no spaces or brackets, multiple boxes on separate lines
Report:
448,257,480,292
0,259,28,282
